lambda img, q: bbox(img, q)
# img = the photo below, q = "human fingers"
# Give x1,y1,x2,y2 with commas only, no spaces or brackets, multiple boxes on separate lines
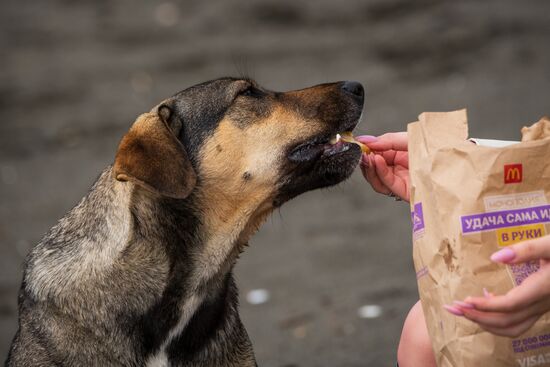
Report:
360,154,391,195
393,166,411,202
357,132,408,152
457,299,550,329
443,300,543,337
395,150,409,168
490,235,550,264
476,315,540,338
354,135,378,146
373,155,409,201
463,266,550,313
379,150,409,169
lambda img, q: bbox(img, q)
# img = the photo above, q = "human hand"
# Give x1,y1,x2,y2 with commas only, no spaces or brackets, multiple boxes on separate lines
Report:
445,236,550,337
356,132,410,202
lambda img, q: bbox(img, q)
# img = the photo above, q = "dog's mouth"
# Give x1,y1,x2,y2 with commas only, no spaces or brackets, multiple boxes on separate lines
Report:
288,125,368,164
274,119,365,207
273,80,366,207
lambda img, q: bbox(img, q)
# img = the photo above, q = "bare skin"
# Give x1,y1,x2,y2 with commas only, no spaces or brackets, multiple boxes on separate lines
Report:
357,133,435,367
450,238,550,337
397,301,435,367
358,132,550,365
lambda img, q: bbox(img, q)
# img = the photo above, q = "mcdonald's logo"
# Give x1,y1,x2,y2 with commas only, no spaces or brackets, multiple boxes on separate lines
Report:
504,164,522,183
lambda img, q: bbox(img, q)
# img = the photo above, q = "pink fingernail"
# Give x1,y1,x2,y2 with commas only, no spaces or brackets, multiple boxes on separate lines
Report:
453,300,474,309
490,248,516,263
483,288,491,298
443,305,464,316
356,135,378,143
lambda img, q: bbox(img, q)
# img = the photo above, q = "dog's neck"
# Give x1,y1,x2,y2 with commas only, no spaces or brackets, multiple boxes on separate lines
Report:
25,167,260,365
129,174,274,290
128,172,271,364
192,183,274,282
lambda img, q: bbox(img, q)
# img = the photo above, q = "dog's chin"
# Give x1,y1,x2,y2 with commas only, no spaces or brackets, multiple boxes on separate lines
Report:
273,142,361,207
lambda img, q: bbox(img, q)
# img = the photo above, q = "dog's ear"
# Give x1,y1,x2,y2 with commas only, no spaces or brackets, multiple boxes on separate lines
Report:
113,105,197,199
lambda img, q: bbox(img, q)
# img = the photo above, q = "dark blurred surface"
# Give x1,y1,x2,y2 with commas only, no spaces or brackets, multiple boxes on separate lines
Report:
1,1,550,365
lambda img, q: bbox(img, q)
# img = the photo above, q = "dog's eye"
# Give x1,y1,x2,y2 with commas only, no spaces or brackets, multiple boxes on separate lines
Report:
239,86,264,98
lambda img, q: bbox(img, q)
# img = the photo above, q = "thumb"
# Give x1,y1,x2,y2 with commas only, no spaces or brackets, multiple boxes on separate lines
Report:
491,235,550,264
357,132,408,152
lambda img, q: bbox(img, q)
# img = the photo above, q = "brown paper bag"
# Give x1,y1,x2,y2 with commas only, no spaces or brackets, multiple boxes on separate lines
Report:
408,110,550,367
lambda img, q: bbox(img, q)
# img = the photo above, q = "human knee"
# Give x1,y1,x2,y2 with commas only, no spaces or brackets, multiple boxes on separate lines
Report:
397,301,436,367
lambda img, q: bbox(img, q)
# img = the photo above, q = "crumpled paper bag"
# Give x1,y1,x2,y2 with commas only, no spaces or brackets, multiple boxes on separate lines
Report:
408,110,550,367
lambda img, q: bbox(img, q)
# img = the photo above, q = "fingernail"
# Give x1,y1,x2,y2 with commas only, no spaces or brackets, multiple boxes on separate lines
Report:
361,154,369,166
356,135,378,143
443,305,464,316
453,300,474,309
490,248,516,263
483,288,491,298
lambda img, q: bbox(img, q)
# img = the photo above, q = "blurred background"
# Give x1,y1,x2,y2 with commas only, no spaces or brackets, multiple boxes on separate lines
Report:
1,0,550,365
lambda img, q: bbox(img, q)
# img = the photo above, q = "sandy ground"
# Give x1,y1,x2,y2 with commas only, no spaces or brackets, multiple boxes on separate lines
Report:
1,1,550,365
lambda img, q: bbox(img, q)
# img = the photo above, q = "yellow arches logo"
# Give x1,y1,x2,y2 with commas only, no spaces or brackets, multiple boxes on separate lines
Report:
504,164,522,183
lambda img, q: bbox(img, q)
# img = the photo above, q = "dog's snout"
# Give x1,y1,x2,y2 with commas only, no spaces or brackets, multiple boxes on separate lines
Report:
341,81,364,99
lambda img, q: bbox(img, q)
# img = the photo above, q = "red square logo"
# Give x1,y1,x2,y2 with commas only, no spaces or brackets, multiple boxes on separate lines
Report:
504,164,522,183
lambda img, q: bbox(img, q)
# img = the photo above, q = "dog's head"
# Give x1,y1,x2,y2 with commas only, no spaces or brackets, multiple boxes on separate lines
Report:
114,77,364,209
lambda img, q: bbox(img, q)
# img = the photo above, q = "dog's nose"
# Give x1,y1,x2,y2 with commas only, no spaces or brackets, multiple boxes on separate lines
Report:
341,81,364,99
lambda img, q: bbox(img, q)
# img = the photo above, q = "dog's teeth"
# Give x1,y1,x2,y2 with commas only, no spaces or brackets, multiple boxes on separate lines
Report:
329,134,340,144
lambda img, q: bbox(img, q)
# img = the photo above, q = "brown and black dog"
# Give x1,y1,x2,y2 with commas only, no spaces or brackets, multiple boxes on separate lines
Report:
6,78,364,366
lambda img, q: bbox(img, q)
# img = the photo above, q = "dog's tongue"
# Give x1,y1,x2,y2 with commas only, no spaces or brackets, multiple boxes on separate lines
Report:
322,140,350,157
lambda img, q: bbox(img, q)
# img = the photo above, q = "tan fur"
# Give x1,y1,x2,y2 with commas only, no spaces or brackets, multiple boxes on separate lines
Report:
8,78,363,367
192,105,324,280
114,112,196,199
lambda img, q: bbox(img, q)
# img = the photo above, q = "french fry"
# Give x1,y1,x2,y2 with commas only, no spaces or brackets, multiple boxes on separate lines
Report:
340,132,370,153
